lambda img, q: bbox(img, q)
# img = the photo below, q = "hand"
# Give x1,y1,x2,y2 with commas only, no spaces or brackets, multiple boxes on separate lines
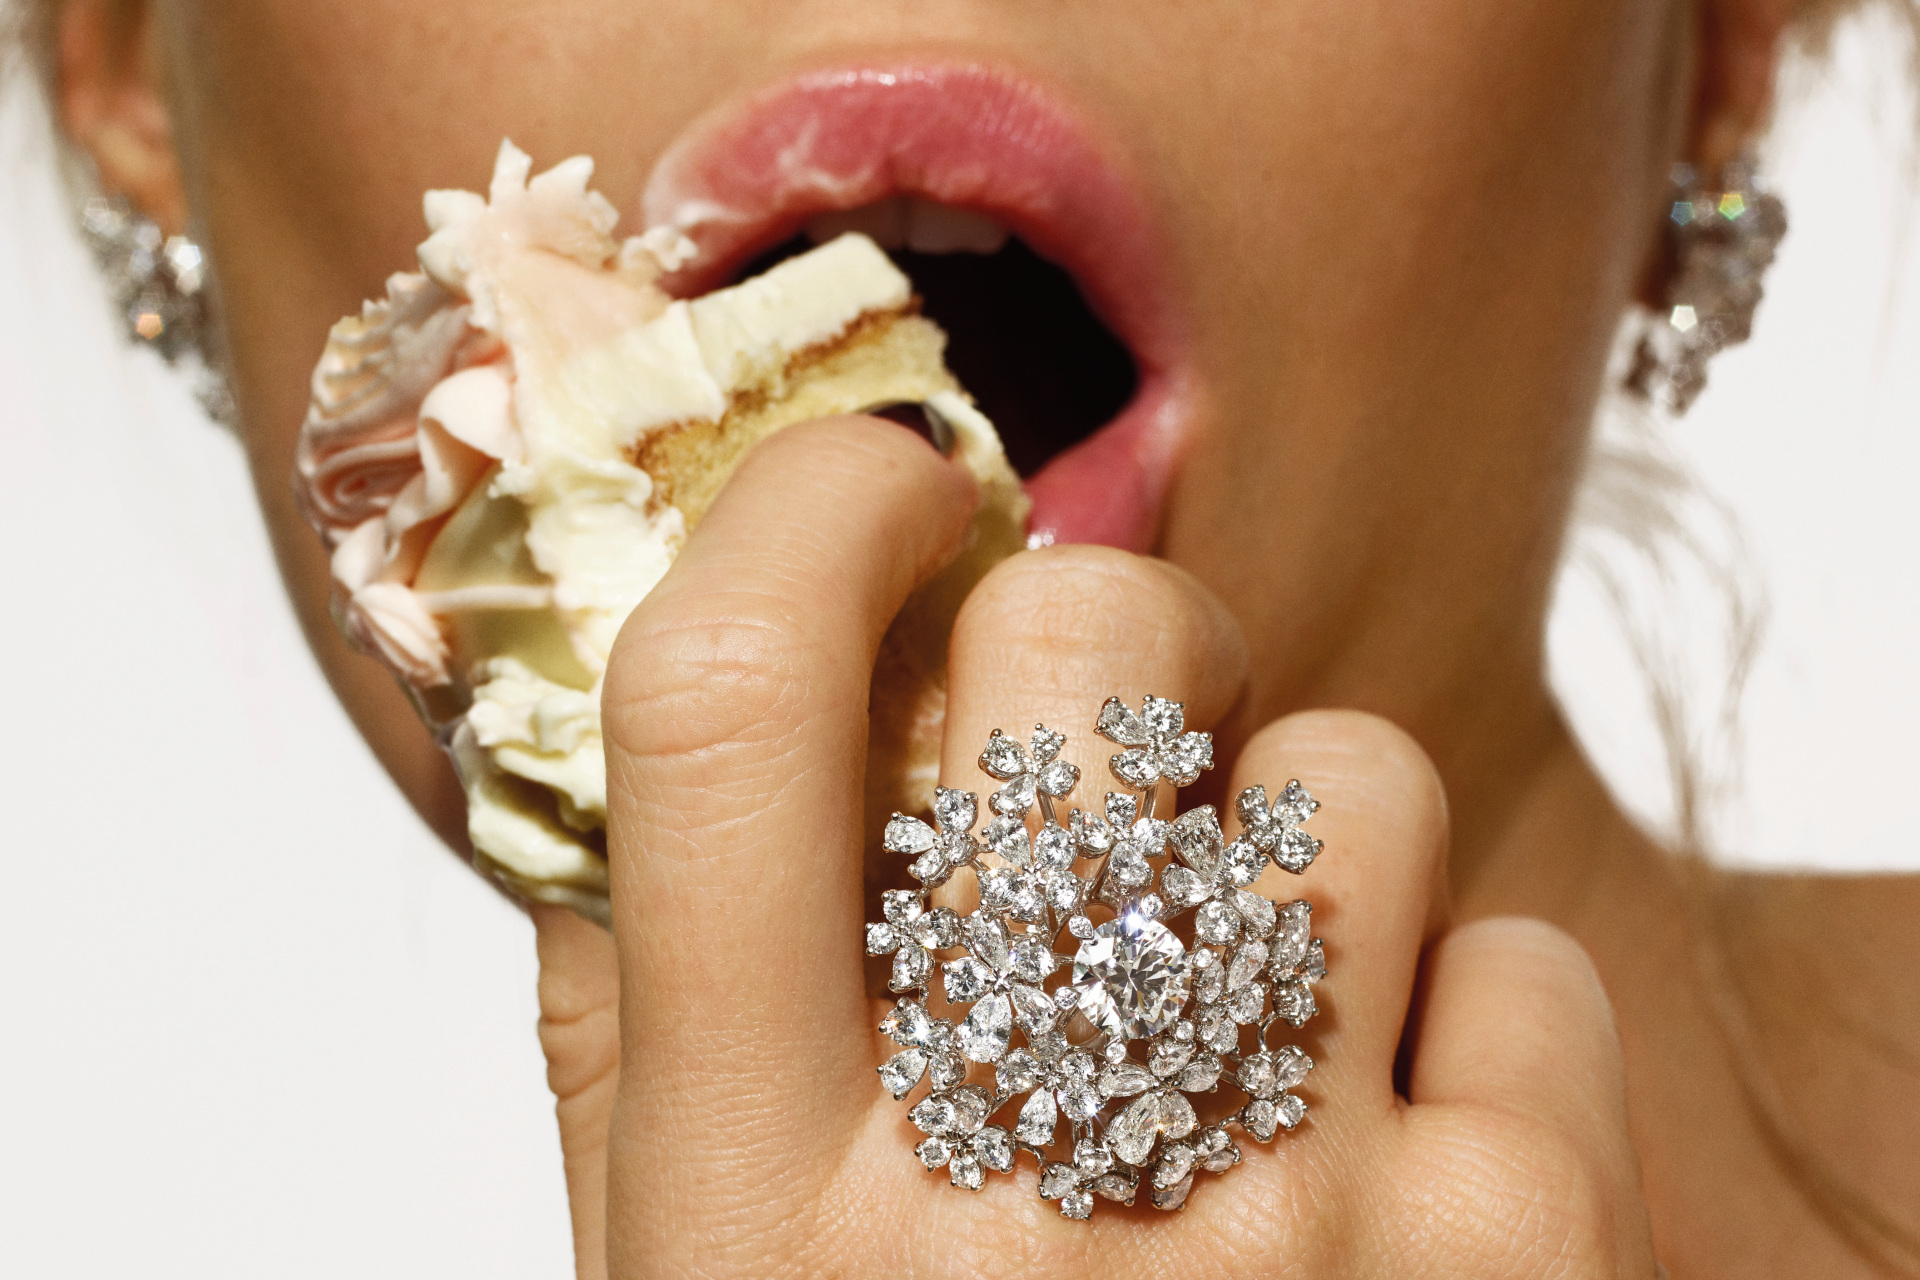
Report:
530,417,1657,1278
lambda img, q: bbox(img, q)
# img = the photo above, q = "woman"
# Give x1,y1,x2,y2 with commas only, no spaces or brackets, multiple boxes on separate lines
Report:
26,0,1920,1274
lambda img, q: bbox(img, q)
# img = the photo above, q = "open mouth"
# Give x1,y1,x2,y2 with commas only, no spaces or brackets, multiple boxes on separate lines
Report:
643,63,1194,552
735,199,1139,481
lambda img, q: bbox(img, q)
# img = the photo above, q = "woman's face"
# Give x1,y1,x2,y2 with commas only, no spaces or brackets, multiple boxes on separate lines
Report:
152,0,1689,823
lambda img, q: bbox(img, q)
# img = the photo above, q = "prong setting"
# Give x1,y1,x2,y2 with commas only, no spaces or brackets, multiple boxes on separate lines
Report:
869,695,1328,1218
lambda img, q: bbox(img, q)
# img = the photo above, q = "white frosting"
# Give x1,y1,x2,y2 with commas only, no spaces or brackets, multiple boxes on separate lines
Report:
466,657,605,821
547,301,727,457
687,233,911,390
451,721,610,893
292,140,926,918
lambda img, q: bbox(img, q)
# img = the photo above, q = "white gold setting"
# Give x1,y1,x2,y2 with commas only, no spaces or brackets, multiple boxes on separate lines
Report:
867,694,1327,1218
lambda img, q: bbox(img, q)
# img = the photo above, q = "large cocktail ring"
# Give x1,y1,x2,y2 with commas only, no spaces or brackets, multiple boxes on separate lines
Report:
866,694,1327,1219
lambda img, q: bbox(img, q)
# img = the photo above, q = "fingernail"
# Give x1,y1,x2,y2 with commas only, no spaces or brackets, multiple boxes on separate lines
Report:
862,400,957,457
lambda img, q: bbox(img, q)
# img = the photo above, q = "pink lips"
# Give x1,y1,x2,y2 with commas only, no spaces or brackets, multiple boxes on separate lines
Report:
641,63,1192,553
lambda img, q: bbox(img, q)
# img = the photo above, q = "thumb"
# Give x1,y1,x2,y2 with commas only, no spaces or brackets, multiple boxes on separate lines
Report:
531,903,621,1280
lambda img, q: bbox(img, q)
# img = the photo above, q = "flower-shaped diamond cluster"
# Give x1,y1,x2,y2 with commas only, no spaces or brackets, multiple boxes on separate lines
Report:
866,696,1329,1219
1097,694,1215,789
883,786,982,888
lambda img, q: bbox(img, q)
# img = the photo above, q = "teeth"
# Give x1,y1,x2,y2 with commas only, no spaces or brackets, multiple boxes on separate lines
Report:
905,202,1010,254
805,198,1009,255
806,197,910,249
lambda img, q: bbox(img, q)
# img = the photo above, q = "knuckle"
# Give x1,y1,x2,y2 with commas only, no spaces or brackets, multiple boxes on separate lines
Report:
1249,709,1441,803
927,1213,1073,1279
1501,1132,1619,1275
1405,1112,1621,1277
1245,708,1448,851
602,598,818,766
955,545,1197,677
1451,917,1607,999
537,1004,620,1104
1438,920,1623,1087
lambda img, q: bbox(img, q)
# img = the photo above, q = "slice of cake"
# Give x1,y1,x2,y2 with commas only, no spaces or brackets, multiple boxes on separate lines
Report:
295,141,1027,922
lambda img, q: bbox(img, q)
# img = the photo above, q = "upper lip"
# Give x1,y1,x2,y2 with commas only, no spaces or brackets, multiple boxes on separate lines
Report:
639,61,1194,551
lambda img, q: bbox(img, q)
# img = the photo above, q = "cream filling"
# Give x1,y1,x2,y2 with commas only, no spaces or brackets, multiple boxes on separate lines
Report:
296,141,1016,923
481,232,913,674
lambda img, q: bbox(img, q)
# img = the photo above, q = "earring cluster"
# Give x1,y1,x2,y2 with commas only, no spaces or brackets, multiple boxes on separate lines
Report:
1629,157,1788,415
79,196,231,421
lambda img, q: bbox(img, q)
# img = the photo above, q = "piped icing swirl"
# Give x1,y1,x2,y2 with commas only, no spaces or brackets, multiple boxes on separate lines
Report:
292,140,1020,920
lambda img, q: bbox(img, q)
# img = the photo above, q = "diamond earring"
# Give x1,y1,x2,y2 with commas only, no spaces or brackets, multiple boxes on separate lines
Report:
79,195,232,421
1627,156,1788,414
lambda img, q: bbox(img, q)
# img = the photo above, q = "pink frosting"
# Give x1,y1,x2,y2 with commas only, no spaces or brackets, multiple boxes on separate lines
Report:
295,270,485,686
294,274,475,544
291,140,678,690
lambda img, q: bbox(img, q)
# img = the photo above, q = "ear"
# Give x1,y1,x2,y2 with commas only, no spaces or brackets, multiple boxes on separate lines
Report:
1689,0,1794,179
57,0,187,235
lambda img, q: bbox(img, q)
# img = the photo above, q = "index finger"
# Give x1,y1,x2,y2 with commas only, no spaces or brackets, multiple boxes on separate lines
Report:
600,418,975,1163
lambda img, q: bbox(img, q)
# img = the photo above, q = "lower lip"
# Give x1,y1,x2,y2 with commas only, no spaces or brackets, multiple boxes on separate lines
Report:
642,63,1191,553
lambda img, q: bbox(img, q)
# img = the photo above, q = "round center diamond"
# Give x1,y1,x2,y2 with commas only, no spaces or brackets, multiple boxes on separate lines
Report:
1070,912,1191,1041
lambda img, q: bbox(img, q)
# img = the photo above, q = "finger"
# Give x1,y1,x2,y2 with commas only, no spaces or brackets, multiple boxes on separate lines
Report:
601,418,976,1111
1406,916,1630,1153
897,547,1242,1152
939,545,1249,803
1223,710,1451,1117
1401,918,1651,1272
530,904,620,1280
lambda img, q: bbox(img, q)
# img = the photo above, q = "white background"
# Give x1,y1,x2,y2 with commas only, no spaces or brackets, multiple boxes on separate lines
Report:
1552,22,1920,869
2,16,1916,1279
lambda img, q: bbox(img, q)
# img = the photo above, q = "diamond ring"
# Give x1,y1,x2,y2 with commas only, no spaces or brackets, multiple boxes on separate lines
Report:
866,695,1327,1218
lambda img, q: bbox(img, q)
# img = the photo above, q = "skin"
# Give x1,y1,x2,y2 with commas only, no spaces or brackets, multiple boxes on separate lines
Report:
49,0,1920,1275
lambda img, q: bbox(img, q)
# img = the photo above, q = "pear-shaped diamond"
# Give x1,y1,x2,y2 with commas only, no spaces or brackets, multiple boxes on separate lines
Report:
879,1049,928,1100
1109,1093,1164,1165
956,993,1013,1063
1015,1088,1058,1146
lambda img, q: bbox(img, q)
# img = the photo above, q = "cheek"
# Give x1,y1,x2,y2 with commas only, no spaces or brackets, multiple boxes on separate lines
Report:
156,0,748,422
1180,0,1674,330
1144,0,1683,659
1144,0,1681,455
